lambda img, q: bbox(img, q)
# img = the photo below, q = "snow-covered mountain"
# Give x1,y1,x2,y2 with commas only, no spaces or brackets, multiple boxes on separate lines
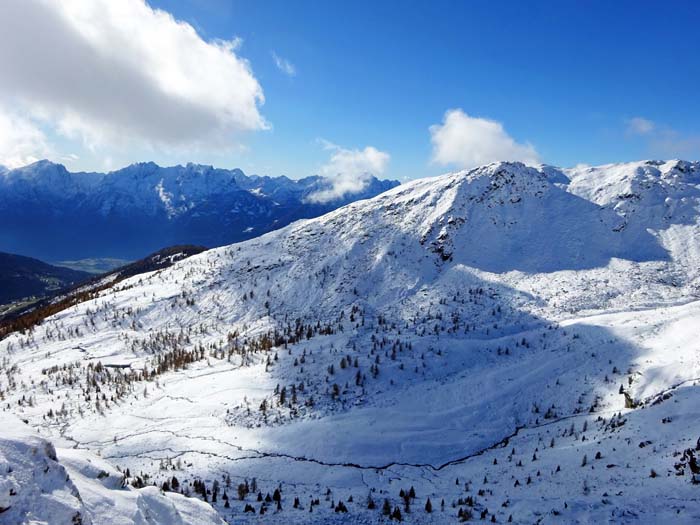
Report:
0,160,399,261
2,160,700,524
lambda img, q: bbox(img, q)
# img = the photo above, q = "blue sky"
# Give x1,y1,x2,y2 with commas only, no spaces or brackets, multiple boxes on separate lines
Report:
1,0,699,182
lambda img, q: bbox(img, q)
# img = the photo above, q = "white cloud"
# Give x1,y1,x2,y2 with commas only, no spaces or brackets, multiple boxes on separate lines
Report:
0,107,51,169
649,130,700,159
0,0,266,163
272,52,296,77
307,140,390,203
430,109,540,169
627,117,655,135
625,116,700,159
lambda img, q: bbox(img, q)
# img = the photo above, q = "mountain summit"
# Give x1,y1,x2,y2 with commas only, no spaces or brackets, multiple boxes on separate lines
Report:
0,160,399,261
2,160,700,523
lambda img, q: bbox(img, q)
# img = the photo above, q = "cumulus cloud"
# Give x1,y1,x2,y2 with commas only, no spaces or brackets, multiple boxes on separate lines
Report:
626,117,655,135
0,0,266,162
272,52,296,77
0,107,51,169
430,109,540,169
307,140,390,203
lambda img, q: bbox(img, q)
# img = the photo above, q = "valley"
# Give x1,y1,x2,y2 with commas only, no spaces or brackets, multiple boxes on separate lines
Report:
2,160,700,523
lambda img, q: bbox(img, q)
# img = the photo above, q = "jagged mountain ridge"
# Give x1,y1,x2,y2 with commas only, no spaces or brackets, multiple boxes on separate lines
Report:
3,159,700,523
0,160,399,260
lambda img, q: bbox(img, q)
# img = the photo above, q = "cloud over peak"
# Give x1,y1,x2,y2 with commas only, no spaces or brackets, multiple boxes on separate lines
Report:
0,109,51,169
430,109,540,170
307,140,390,203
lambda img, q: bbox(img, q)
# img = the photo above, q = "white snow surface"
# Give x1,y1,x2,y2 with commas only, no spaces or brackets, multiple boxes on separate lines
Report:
3,160,700,523
0,414,225,525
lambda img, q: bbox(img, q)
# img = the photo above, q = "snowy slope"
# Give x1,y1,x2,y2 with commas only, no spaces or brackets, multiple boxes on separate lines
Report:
0,414,224,525
2,160,700,523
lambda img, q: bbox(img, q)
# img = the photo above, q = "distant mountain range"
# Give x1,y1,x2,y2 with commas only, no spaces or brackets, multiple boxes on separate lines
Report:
4,160,700,523
0,160,399,261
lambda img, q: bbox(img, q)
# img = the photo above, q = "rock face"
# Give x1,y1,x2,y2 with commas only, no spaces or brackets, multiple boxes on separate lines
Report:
0,160,399,260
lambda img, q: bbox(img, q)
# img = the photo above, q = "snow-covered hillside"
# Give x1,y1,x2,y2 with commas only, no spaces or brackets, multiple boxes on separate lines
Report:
2,160,700,523
0,160,399,261
0,414,225,525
